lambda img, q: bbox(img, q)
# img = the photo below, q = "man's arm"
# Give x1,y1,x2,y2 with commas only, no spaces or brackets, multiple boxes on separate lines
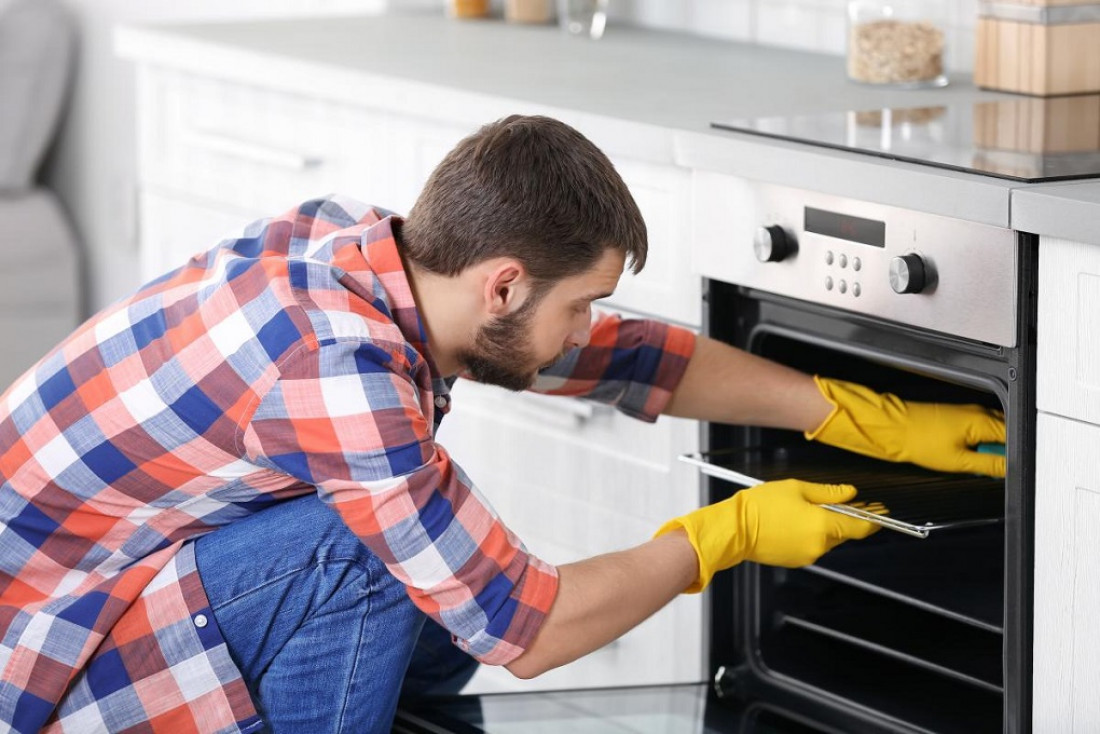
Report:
506,475,880,679
506,529,697,679
663,334,831,431
663,334,1006,477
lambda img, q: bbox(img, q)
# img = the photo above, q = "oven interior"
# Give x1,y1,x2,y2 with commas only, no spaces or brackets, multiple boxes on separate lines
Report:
706,283,1029,734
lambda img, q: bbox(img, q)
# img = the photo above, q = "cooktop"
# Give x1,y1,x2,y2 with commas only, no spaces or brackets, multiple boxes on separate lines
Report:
712,94,1100,183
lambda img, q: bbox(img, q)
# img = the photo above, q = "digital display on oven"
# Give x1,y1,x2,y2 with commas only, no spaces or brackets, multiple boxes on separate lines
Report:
804,207,886,247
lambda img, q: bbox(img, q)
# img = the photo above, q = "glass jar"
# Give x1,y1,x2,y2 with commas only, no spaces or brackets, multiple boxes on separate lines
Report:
847,0,949,88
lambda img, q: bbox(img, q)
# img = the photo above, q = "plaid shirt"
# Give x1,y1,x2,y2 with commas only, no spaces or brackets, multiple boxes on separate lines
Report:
0,196,695,733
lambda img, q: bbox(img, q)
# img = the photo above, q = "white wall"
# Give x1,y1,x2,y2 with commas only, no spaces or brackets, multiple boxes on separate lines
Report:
614,0,978,66
47,0,978,312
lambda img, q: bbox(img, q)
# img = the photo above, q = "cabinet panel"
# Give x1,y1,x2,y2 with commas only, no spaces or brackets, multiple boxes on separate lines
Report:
1033,412,1100,732
136,67,390,216
137,189,260,282
609,159,701,327
386,118,469,215
1037,236,1100,423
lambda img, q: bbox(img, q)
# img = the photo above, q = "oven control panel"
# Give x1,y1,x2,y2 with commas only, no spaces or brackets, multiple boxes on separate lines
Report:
693,173,1018,347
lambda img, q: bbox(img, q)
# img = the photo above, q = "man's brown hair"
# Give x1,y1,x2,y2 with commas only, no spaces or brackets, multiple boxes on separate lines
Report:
400,115,647,285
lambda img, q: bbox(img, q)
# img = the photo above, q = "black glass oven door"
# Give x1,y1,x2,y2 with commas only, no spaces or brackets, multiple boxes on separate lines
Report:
394,683,843,733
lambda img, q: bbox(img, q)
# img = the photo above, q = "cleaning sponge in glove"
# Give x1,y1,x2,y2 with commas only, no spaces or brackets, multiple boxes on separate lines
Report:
655,479,880,593
806,376,1006,478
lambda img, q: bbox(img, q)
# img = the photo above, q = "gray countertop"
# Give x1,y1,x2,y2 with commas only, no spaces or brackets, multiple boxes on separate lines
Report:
116,12,1100,241
1013,182,1100,244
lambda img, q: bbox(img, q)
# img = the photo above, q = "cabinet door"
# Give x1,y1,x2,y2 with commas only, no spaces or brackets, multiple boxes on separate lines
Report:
608,159,700,328
385,117,469,215
436,312,703,693
1037,236,1100,424
1033,412,1100,731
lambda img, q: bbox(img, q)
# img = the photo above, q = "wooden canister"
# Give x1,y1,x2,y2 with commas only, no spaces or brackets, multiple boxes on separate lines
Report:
975,1,1100,96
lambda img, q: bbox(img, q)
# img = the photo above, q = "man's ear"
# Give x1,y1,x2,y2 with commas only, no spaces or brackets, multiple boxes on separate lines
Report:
482,258,531,316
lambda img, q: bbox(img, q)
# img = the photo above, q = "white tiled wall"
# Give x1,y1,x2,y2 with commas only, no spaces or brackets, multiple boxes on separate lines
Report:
610,0,980,73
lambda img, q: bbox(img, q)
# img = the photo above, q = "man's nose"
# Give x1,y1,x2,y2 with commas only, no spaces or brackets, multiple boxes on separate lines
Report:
567,322,591,350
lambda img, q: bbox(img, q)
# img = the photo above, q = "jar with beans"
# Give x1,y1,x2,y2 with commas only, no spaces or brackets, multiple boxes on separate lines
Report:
847,0,949,88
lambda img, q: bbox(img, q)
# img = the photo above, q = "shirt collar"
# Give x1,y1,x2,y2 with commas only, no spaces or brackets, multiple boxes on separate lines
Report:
333,215,451,408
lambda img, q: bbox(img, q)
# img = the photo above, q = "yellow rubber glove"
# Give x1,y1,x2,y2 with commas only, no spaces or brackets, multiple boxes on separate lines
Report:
654,479,880,593
806,376,1006,478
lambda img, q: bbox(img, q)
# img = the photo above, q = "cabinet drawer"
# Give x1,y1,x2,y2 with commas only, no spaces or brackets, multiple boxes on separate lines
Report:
136,68,391,216
1037,236,1100,423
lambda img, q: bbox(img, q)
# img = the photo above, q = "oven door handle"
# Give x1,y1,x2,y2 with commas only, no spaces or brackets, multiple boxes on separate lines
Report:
677,452,931,539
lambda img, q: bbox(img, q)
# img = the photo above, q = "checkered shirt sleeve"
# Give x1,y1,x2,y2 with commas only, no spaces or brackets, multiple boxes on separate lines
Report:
532,311,696,421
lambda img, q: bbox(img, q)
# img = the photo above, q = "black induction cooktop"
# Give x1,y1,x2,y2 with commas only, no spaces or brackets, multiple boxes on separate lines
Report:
712,94,1100,183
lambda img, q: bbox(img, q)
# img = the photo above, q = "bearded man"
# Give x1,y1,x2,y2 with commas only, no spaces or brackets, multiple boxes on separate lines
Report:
0,115,1005,733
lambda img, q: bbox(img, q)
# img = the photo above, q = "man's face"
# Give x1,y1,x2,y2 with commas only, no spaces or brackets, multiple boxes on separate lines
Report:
459,249,625,391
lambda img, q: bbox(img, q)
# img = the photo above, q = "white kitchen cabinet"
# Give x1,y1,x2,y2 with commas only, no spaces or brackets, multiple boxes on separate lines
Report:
127,56,705,693
1036,236,1100,424
1034,235,1100,731
136,66,392,217
137,189,261,282
605,159,699,327
1033,412,1100,732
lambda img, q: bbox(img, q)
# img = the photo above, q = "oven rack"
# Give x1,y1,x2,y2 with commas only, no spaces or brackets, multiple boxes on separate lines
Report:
772,569,1004,693
680,443,1005,539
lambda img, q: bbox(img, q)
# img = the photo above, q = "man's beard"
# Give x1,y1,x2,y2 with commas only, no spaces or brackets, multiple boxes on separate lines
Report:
458,293,545,392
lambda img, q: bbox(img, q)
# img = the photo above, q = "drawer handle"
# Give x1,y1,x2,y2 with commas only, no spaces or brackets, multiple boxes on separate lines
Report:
183,129,323,171
520,392,611,423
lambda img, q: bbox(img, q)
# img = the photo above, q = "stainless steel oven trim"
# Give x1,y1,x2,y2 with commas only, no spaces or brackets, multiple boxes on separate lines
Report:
692,176,1019,347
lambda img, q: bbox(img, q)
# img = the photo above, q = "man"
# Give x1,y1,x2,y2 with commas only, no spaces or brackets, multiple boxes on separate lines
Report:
0,115,1004,733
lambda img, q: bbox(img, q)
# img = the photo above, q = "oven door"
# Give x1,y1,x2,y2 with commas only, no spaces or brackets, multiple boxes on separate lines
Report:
699,279,1034,734
395,683,847,733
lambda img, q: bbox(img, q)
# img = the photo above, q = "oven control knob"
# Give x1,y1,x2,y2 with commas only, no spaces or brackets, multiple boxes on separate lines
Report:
753,225,792,262
889,254,928,294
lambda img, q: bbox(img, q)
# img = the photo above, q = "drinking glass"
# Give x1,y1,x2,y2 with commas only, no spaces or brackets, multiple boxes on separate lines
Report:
557,0,608,39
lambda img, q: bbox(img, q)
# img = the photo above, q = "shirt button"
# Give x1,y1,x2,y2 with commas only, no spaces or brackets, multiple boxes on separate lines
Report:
435,396,447,408
194,614,208,628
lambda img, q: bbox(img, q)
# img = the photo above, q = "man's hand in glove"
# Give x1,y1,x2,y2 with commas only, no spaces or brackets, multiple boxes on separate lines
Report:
806,376,1006,478
654,479,881,593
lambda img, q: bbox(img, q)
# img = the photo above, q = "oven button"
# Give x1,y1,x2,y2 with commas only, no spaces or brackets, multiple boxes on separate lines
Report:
825,251,834,265
825,276,834,291
753,225,793,262
853,282,861,297
839,279,848,294
852,257,862,271
839,254,848,268
889,254,928,294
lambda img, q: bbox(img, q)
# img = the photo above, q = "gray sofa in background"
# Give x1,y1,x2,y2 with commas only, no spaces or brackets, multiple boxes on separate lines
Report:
0,0,81,389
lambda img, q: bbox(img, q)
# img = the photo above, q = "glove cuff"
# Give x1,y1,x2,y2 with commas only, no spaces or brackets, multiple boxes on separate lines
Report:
654,518,710,594
804,376,907,463
803,374,842,442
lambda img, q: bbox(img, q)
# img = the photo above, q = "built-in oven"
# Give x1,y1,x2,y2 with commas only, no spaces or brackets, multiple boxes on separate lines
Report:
691,178,1036,733
396,178,1037,733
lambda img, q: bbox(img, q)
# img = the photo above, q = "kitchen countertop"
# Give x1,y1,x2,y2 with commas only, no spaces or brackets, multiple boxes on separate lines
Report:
115,12,1100,239
1013,182,1100,245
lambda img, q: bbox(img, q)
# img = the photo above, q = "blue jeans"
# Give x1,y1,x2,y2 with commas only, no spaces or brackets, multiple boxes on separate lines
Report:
194,493,480,733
